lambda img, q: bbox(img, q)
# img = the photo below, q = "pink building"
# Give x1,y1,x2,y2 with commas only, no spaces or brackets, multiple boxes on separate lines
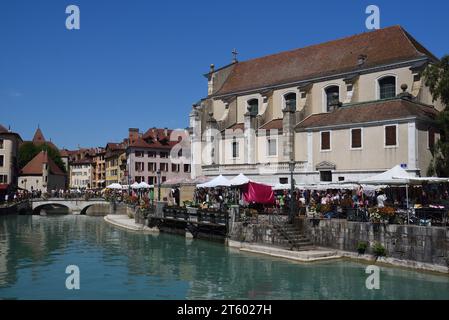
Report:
126,128,190,185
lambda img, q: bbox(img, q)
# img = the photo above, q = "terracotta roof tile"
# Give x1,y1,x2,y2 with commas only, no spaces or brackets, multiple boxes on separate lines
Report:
259,119,283,130
214,26,436,96
129,137,153,149
296,98,438,130
20,151,65,176
222,123,244,132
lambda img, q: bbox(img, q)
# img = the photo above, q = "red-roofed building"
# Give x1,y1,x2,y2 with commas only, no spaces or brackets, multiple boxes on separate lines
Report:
18,151,66,193
125,128,190,186
190,26,444,184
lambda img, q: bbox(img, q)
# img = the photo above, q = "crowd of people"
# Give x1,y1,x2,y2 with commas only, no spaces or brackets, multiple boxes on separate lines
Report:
189,183,449,225
1,188,105,205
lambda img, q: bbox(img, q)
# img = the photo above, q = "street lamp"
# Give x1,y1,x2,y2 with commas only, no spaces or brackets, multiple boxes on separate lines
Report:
289,160,296,224
157,169,161,201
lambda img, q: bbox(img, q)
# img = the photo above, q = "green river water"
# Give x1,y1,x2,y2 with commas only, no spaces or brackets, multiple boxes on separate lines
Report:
0,215,448,300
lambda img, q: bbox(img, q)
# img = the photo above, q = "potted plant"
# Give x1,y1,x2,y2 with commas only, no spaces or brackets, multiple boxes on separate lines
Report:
369,208,382,232
357,241,368,255
372,242,387,259
378,206,396,224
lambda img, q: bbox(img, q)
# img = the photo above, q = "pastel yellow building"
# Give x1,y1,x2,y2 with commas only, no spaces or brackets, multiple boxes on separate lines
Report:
190,26,442,184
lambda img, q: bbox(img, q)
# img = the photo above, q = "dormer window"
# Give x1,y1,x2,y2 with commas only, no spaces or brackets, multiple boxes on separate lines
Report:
283,93,297,111
378,76,396,99
247,99,259,116
325,86,339,112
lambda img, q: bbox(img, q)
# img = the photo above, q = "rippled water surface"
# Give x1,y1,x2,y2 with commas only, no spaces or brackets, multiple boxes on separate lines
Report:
0,215,448,299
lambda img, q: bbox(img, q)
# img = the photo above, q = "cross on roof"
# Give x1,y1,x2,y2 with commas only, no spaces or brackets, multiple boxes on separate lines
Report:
232,48,238,63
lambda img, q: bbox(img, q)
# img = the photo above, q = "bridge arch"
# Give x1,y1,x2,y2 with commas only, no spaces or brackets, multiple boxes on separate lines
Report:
32,203,70,215
79,203,110,215
30,199,109,215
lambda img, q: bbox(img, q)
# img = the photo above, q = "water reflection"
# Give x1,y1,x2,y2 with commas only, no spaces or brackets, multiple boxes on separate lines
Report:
0,215,448,299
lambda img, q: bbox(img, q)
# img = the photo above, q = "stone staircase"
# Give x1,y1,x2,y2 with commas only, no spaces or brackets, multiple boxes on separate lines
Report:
273,223,314,251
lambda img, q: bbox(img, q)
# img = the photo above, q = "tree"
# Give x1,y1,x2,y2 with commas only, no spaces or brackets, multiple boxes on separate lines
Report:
18,142,67,173
423,55,449,177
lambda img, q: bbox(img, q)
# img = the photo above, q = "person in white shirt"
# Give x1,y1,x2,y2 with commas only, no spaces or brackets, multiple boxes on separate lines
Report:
377,191,387,208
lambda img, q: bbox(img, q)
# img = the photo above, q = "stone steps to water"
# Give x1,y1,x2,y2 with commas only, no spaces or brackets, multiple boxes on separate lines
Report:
273,224,313,249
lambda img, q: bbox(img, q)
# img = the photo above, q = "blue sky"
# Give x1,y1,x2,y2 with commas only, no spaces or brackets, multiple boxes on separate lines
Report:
1,0,448,149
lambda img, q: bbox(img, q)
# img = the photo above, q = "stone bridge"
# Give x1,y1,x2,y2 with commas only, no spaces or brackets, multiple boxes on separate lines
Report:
31,198,110,215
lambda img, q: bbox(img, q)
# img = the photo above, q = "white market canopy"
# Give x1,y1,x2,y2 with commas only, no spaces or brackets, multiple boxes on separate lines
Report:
229,173,251,186
137,181,153,189
359,165,414,185
131,182,140,189
392,176,449,184
197,175,231,188
106,183,122,190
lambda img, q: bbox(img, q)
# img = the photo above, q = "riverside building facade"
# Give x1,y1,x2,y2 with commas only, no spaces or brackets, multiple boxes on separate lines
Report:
189,26,443,185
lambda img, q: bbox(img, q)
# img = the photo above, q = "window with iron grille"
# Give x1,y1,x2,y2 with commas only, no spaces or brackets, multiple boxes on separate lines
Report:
320,171,332,182
379,76,396,99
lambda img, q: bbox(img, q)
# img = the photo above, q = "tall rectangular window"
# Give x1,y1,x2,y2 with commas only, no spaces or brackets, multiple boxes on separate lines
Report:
148,151,156,158
184,164,190,173
135,162,144,172
267,138,277,156
148,162,156,172
351,128,362,149
160,152,169,158
160,163,168,172
232,141,239,158
0,175,7,183
321,131,331,150
385,125,397,147
0,155,3,167
171,164,179,172
135,151,144,157
0,139,3,149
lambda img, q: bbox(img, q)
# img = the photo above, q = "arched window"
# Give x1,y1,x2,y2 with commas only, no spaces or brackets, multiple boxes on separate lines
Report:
325,86,339,112
284,93,297,111
247,99,259,116
378,76,396,99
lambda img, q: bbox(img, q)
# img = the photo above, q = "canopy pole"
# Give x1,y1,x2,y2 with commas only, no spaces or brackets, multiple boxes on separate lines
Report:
406,184,410,225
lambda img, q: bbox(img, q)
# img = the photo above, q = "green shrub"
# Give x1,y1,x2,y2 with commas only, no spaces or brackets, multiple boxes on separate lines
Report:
357,241,368,254
372,242,387,257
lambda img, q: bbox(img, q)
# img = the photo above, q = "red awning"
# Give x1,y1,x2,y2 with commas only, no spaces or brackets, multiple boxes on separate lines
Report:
242,182,275,204
0,184,9,190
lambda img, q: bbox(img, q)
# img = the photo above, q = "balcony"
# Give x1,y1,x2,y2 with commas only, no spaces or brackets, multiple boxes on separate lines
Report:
202,161,307,176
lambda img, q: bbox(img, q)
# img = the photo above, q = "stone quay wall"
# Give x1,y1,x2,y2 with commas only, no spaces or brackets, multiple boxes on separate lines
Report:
228,215,290,247
301,218,449,267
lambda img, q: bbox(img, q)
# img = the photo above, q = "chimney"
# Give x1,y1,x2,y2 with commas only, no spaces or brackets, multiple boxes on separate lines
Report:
209,64,215,73
128,128,139,144
164,128,168,136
